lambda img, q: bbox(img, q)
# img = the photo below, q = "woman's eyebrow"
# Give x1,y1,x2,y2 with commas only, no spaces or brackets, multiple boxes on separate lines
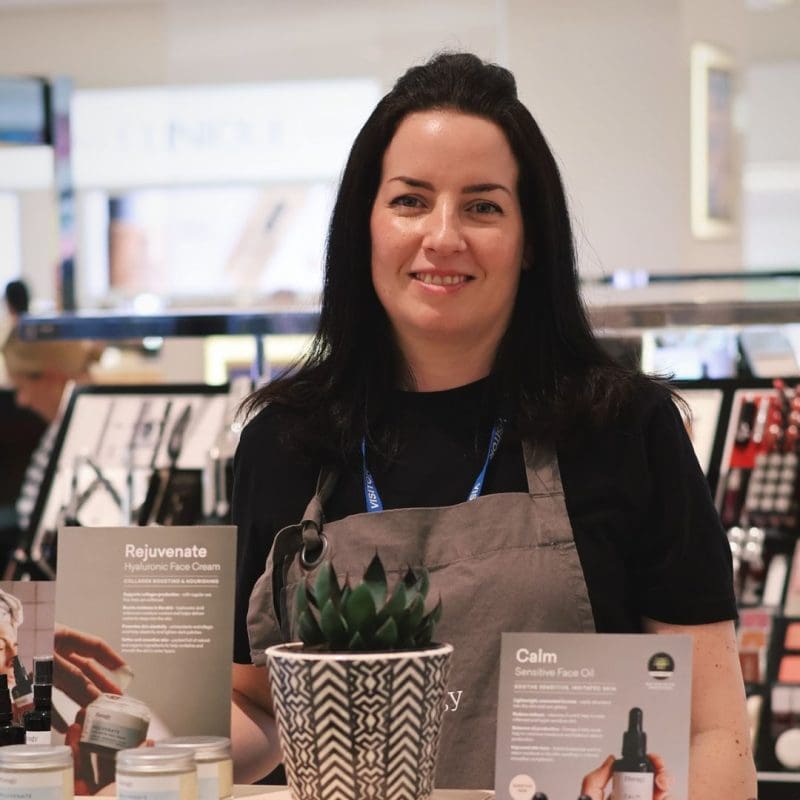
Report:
387,176,433,190
463,182,511,196
387,176,511,195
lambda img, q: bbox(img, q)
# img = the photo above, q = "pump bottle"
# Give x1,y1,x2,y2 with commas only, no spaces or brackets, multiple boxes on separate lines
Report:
0,674,25,745
10,656,32,723
23,656,53,744
612,707,655,800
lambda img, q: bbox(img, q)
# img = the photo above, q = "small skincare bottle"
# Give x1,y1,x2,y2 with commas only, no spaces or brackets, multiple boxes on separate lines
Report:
116,747,197,800
158,736,233,800
0,675,25,746
0,744,73,800
24,656,53,744
612,707,654,800
10,657,32,723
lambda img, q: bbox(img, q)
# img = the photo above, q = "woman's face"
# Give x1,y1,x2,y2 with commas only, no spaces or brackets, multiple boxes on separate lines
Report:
0,626,17,673
370,110,525,359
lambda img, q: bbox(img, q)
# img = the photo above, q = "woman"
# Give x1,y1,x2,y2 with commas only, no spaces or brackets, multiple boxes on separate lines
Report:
232,53,755,797
0,589,23,682
1,333,103,537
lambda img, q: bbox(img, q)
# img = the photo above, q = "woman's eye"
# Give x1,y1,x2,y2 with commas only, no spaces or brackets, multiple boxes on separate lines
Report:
389,195,423,209
470,200,501,214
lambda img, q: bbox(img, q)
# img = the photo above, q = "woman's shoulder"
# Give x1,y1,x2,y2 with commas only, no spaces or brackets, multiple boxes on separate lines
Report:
569,367,678,437
235,401,310,467
233,401,320,514
618,373,680,428
241,400,302,440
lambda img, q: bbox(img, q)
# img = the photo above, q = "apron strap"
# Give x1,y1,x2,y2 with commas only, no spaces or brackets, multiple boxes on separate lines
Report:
269,467,339,639
521,440,561,495
299,467,338,553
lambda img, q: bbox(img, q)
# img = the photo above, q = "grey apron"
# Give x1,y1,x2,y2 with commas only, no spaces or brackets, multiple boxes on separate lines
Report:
247,441,595,790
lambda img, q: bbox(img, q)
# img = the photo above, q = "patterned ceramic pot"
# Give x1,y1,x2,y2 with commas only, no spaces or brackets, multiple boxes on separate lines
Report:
266,642,453,800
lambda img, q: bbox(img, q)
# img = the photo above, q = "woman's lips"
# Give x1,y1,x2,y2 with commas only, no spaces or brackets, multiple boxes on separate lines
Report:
410,272,472,287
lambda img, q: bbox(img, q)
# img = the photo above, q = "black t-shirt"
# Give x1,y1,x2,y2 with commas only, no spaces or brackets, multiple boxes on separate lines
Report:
232,378,736,663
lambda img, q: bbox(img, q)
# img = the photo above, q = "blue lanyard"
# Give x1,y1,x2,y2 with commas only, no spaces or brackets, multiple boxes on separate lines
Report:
361,418,505,513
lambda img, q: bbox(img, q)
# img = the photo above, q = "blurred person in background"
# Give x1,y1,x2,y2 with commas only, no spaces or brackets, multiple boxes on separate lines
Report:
1,333,103,535
1,280,31,386
4,280,30,322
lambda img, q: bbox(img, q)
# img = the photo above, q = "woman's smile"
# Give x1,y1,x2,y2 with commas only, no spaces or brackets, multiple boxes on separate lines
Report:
410,270,474,290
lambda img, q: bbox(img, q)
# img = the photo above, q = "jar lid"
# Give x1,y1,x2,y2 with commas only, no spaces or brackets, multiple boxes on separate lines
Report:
0,745,72,770
116,747,195,773
158,736,232,761
88,692,151,721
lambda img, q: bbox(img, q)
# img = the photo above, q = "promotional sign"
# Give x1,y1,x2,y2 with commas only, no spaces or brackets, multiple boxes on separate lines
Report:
54,525,236,794
495,633,692,800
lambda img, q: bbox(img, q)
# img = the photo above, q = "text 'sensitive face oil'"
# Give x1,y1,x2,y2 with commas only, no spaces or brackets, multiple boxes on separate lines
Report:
612,707,654,800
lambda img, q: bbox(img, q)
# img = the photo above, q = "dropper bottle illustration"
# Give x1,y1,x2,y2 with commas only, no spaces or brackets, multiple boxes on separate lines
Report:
612,707,655,800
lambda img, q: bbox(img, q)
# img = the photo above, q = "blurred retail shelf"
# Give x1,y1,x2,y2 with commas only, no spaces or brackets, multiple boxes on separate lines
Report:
15,273,800,341
17,309,320,341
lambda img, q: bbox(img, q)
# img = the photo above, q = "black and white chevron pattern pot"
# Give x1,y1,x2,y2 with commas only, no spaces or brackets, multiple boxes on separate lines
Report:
266,642,453,800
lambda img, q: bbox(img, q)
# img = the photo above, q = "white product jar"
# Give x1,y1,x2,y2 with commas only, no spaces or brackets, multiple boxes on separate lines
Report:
159,737,232,800
0,744,73,800
79,693,151,754
116,747,197,800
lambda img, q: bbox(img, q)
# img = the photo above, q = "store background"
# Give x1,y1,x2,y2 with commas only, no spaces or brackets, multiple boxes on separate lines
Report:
0,0,797,328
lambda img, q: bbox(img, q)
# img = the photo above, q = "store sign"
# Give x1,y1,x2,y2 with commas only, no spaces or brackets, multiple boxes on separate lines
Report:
71,79,381,188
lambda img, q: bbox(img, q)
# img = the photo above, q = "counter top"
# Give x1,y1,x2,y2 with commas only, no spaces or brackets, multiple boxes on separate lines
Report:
233,788,494,799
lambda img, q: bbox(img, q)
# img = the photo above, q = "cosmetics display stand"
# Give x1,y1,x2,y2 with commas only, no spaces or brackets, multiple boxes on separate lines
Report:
686,376,800,798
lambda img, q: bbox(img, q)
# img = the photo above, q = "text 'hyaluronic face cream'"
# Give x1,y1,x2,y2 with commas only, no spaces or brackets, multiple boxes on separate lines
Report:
158,736,233,800
0,744,73,800
116,747,197,800
79,693,151,754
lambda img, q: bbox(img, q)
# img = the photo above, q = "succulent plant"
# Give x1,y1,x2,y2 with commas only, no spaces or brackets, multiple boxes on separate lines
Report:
293,553,442,651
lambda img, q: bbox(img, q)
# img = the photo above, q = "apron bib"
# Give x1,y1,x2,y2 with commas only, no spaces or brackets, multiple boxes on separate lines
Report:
247,441,595,789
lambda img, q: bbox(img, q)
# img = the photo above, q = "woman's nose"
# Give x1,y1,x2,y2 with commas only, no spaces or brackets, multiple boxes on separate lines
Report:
422,202,466,255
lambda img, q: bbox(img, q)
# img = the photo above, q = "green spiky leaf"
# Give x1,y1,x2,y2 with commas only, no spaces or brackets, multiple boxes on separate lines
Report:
363,553,388,609
297,609,324,646
319,599,348,648
414,568,430,599
377,581,407,623
348,630,367,650
294,581,311,618
314,562,340,610
373,617,399,649
401,594,425,639
415,616,435,647
402,566,417,588
344,583,376,634
424,596,443,627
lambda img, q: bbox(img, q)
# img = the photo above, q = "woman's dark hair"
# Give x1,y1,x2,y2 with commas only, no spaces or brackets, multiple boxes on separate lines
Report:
244,52,663,460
